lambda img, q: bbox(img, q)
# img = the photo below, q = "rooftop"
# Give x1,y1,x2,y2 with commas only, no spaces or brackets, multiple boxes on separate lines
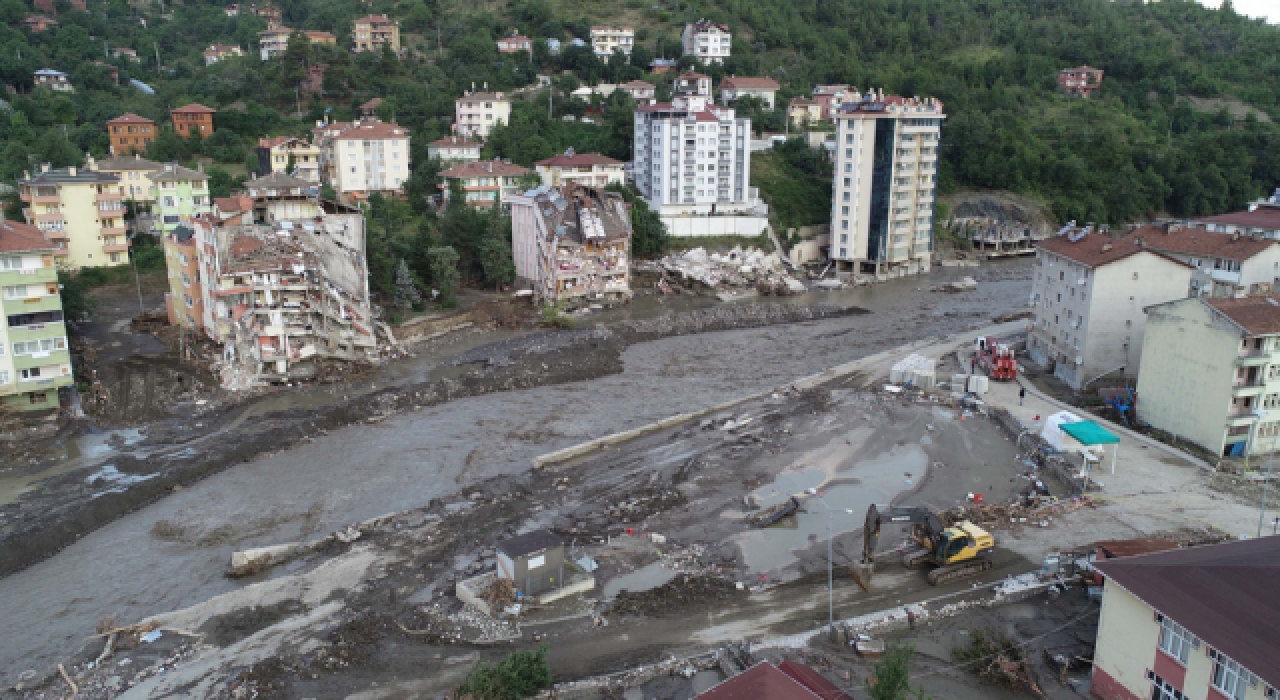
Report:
456,91,507,102
534,152,623,168
246,171,312,189
1037,231,1187,269
360,97,383,111
1198,207,1280,231
353,14,394,23
107,113,155,124
427,135,480,148
497,529,563,559
1204,295,1280,336
0,219,54,254
677,71,710,80
621,80,655,88
171,103,216,114
21,166,119,185
1123,223,1278,260
696,662,825,699
1094,535,1280,689
515,183,631,246
94,154,164,171
720,76,780,90
441,160,530,178
151,163,209,182
329,120,408,141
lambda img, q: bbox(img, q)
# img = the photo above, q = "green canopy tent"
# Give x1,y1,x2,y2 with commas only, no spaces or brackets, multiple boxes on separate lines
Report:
1059,420,1121,474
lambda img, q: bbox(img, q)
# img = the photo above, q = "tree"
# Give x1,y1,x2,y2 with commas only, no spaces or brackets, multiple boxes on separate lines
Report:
58,269,98,322
392,258,420,308
475,208,515,289
456,646,553,700
427,246,460,308
867,642,930,700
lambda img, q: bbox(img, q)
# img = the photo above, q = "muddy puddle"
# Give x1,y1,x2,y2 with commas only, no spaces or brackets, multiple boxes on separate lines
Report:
0,429,147,507
0,260,1033,681
602,561,681,599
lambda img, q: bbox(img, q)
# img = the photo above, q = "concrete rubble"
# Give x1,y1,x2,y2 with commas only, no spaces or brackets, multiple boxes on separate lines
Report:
931,276,978,293
659,246,808,297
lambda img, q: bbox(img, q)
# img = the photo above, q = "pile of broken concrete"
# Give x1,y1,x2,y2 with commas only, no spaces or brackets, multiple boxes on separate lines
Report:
659,247,807,297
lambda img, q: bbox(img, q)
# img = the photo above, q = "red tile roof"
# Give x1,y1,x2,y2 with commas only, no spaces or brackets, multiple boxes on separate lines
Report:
1036,232,1189,269
1122,223,1278,261
677,71,710,80
230,236,263,255
353,14,394,23
693,110,721,122
441,160,530,178
1199,207,1280,231
107,113,155,125
697,662,823,700
621,80,655,89
0,220,53,253
428,135,480,148
534,153,622,167
720,76,780,90
215,195,253,213
1203,295,1280,335
1093,536,1280,689
360,97,383,111
172,103,216,113
330,121,408,140
775,661,855,700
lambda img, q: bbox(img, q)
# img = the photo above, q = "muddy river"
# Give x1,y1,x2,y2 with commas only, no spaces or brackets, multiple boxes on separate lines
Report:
0,261,1032,681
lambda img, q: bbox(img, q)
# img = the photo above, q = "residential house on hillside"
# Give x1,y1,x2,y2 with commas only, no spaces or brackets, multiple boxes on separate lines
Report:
496,33,532,53
618,80,655,102
352,14,399,54
1028,229,1192,389
171,103,215,138
590,25,634,56
21,15,57,32
1138,294,1280,457
1058,66,1103,97
33,69,72,92
674,72,712,98
786,97,822,127
258,28,334,60
359,98,382,118
681,20,731,64
534,152,624,189
0,220,74,413
1122,222,1280,298
312,119,410,202
426,135,481,164
510,185,631,308
112,47,139,61
438,160,531,208
106,113,156,155
256,136,321,183
719,76,780,108
1090,537,1279,700
1193,191,1280,240
649,58,678,74
89,154,164,204
813,85,858,119
453,90,511,139
247,3,281,27
150,163,211,233
19,164,127,267
204,44,244,65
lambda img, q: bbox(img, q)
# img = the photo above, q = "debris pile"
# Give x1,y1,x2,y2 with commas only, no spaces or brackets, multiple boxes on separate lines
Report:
949,496,1098,531
931,276,978,293
952,627,1044,696
659,247,807,297
481,577,517,610
608,574,741,617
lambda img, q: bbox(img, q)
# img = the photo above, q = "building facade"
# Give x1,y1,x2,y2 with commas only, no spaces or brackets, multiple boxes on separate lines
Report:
426,135,481,164
589,25,634,56
1122,223,1280,298
828,90,943,276
106,113,156,155
258,28,333,60
33,69,72,92
495,34,532,53
674,72,712,98
150,164,211,233
1194,192,1280,240
718,76,779,108
1137,295,1280,457
453,91,511,139
171,103,215,139
510,185,630,308
256,136,322,183
632,96,754,216
18,165,127,268
1091,537,1278,700
312,119,410,202
1028,231,1192,390
681,20,731,64
534,152,624,189
204,44,244,65
787,98,823,127
352,14,399,54
22,15,57,32
0,220,74,412
1058,65,1103,97
618,80,656,102
438,160,531,208
89,154,164,205
163,225,205,333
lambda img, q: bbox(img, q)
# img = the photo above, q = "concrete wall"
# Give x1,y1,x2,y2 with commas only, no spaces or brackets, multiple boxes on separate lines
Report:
661,214,769,238
1237,245,1280,293
1136,298,1240,456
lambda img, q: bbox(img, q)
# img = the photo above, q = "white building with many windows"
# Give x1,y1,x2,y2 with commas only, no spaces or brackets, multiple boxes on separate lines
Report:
312,119,410,203
453,90,511,140
828,89,944,277
589,25,634,57
681,20,731,64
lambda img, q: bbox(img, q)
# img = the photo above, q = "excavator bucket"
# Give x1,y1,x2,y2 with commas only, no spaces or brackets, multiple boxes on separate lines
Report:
849,562,874,592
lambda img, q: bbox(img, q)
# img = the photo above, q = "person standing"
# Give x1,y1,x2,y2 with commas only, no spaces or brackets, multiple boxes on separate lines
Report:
1019,387,1026,406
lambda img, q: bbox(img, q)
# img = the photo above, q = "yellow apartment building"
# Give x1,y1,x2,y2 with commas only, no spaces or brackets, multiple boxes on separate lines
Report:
18,164,130,268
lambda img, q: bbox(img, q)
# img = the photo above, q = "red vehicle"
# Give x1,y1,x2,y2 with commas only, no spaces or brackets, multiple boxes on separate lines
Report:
975,336,1017,380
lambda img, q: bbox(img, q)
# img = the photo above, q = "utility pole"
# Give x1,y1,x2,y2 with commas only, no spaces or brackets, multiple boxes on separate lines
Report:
154,43,160,70
1260,430,1277,537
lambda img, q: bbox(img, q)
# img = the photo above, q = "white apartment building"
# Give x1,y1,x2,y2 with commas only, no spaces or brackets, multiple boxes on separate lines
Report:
257,28,290,61
1028,230,1192,390
534,152,625,189
829,89,944,277
510,184,631,308
1122,222,1280,298
618,80,656,102
1138,294,1280,458
681,20,731,64
312,119,410,202
632,96,754,217
590,25,634,57
719,76,780,109
674,72,712,98
454,90,511,140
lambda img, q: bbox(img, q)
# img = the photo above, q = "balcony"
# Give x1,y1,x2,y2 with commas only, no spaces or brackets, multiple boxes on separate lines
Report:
52,248,69,258
23,193,59,205
101,225,129,237
1236,349,1271,366
44,230,69,241
96,190,123,202
102,242,131,254
33,212,64,224
1232,378,1265,396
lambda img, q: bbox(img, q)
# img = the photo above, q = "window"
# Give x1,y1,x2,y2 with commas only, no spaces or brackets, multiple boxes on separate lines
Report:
13,337,66,355
8,310,63,327
1157,614,1194,663
0,370,8,384
1146,671,1186,700
1,257,23,270
20,367,40,379
1210,648,1254,700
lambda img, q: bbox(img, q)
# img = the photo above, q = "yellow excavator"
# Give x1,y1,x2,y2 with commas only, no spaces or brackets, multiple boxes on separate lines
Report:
849,504,995,591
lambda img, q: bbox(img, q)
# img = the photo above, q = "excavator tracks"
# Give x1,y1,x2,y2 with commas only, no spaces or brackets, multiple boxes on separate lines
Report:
926,559,993,586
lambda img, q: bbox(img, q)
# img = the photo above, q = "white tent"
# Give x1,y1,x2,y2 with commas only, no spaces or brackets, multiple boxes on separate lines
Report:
1040,410,1084,452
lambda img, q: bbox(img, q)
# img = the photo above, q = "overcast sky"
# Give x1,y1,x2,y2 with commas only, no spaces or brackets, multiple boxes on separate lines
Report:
1195,0,1279,23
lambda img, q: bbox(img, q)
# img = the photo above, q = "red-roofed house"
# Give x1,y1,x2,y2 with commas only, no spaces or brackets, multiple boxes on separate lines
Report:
22,15,58,32
256,136,322,183
697,661,852,699
719,76,780,108
675,71,712,98
106,114,156,155
426,135,481,164
312,119,410,201
618,80,656,102
1122,222,1280,298
171,103,216,138
534,151,624,188
1194,191,1280,241
352,14,399,54
439,159,531,208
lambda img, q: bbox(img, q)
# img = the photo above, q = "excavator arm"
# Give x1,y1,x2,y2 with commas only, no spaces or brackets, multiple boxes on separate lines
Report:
850,503,945,592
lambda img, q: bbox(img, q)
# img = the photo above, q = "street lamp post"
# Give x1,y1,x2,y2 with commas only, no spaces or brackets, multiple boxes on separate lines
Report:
1260,416,1277,538
806,487,853,636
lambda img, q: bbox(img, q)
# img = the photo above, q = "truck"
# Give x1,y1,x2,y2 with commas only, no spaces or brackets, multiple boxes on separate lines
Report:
975,335,1017,381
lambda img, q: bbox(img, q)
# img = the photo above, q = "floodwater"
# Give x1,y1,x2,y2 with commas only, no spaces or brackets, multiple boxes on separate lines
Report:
0,260,1032,681
602,561,681,599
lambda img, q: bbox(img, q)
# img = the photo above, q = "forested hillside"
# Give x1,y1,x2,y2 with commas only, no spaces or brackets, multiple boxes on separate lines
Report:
0,0,1277,230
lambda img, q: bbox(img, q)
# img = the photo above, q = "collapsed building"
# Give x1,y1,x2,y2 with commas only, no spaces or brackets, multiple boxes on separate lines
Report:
165,172,376,388
509,184,631,308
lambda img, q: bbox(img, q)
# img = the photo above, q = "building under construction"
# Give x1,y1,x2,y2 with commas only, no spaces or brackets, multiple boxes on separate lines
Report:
509,184,631,308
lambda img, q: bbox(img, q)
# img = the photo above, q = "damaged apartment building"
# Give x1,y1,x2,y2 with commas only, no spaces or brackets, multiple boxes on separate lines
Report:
164,172,376,388
509,184,631,309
